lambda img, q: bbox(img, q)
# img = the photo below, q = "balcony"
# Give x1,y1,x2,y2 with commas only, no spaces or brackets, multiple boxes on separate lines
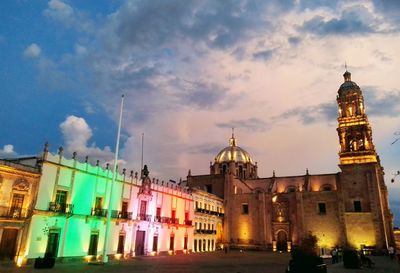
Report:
137,213,152,221
91,208,107,217
184,220,192,226
154,216,161,223
170,218,179,225
161,216,171,223
0,206,28,219
49,202,74,214
111,210,132,219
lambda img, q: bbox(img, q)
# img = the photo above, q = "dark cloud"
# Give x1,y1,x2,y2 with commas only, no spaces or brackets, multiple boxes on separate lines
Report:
301,5,377,35
110,0,296,51
288,36,301,46
253,49,274,61
216,117,270,132
274,102,337,125
363,88,400,117
185,143,223,155
172,79,232,109
274,87,400,125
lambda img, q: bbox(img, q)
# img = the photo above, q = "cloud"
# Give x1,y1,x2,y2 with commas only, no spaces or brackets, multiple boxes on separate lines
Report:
59,115,116,163
364,88,400,117
185,143,224,155
274,102,337,124
44,0,73,24
0,144,18,158
301,5,378,35
274,87,400,125
43,0,93,32
24,43,41,58
216,118,270,132
253,49,274,61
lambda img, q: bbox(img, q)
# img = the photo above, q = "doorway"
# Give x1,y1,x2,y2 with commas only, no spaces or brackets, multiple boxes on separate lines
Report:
276,230,288,252
0,229,18,260
135,230,145,256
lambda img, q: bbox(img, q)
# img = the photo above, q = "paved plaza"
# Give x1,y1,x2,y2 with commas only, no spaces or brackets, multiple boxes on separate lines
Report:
1,251,399,273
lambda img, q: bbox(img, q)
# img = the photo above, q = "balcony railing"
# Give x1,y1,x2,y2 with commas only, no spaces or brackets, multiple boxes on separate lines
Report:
170,218,179,225
195,208,224,217
195,229,217,234
111,210,132,219
0,206,28,219
91,208,107,217
137,213,152,221
161,216,171,223
154,216,161,223
49,202,74,214
184,220,192,226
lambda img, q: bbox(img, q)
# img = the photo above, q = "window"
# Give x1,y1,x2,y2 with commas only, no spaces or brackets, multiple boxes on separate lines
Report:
152,235,158,252
140,200,147,215
121,201,128,218
194,239,197,252
156,207,161,217
318,203,326,215
242,203,249,214
55,190,68,212
196,201,199,209
88,233,99,255
10,193,24,217
171,209,176,219
354,201,362,212
287,186,296,193
321,185,332,191
206,184,212,193
234,186,237,194
95,196,103,209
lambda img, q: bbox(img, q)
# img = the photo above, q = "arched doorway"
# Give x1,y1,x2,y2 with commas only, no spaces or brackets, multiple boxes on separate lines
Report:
276,230,287,252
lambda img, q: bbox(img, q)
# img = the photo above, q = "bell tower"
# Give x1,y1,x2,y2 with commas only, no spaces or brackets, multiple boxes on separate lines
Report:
335,69,394,250
336,69,377,165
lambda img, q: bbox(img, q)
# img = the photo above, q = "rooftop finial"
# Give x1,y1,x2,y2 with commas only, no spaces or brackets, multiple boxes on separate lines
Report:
229,128,237,146
345,61,347,72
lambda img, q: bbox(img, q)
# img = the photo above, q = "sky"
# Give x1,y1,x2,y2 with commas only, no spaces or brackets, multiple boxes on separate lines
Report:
1,0,400,224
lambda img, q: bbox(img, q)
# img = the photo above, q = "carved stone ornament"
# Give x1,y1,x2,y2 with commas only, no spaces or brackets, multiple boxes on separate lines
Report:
138,176,152,200
13,178,30,191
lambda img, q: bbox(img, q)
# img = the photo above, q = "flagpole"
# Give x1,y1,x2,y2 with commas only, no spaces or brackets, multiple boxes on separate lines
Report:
102,94,124,263
141,133,144,172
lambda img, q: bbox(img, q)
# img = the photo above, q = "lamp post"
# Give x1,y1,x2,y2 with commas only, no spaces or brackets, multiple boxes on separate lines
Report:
102,94,124,263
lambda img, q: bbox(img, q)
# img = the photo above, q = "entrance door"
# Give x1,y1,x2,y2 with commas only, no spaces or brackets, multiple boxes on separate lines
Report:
0,229,18,260
135,230,145,256
46,232,60,257
277,230,288,252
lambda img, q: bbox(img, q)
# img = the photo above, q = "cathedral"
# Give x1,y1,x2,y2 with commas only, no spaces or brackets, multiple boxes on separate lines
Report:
187,70,395,254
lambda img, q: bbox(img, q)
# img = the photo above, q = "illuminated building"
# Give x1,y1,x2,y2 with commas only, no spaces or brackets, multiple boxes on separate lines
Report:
0,160,40,264
192,188,224,252
186,70,395,254
1,145,193,264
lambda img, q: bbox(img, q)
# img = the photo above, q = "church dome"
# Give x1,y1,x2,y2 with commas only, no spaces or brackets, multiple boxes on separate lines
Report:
215,133,254,164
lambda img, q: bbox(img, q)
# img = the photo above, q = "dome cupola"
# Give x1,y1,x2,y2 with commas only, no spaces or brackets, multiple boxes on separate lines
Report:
210,130,258,179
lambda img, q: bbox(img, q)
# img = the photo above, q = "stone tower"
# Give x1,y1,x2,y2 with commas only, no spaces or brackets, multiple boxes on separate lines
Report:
336,69,394,249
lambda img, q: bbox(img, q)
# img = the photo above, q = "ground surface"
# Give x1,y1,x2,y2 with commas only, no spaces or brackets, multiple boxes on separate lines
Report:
1,250,399,273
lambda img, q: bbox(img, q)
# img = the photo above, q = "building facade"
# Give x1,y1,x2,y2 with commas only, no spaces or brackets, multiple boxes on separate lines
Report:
187,70,395,254
3,146,194,264
0,160,40,262
192,189,224,252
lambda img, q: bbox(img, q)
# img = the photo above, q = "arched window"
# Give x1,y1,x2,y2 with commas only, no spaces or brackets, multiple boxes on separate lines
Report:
320,184,333,191
286,186,296,193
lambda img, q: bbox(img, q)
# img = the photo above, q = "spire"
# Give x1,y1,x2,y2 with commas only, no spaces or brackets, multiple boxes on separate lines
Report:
229,128,237,146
